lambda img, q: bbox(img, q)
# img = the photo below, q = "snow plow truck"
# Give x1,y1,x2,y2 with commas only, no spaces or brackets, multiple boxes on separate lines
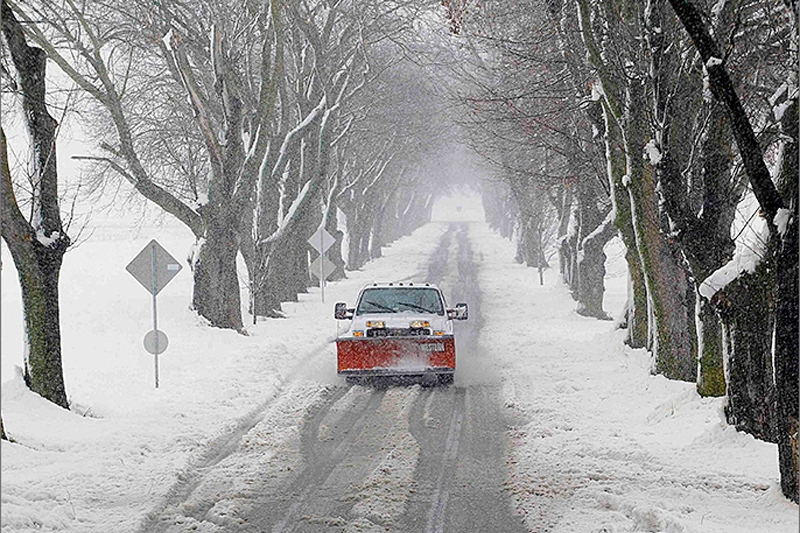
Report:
334,283,468,385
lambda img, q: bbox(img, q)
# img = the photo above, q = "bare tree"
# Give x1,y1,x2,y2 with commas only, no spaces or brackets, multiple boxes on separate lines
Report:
8,0,285,331
1,0,70,408
445,0,617,314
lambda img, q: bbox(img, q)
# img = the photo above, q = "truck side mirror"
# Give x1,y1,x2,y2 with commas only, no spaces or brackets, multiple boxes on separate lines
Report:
334,302,353,320
447,303,468,320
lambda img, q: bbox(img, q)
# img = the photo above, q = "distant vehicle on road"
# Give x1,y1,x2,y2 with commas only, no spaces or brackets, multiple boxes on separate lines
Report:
334,283,468,385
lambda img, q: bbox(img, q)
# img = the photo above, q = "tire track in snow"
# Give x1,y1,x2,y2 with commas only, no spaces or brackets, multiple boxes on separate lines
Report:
246,385,421,532
423,390,466,533
137,381,332,533
399,223,526,533
139,222,526,533
264,385,388,532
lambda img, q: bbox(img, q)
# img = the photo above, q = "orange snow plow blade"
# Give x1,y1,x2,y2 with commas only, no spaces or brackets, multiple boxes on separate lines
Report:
337,336,455,377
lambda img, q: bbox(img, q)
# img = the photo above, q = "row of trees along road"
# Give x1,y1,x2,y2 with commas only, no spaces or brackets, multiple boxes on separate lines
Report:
445,0,798,502
1,0,797,505
0,0,458,436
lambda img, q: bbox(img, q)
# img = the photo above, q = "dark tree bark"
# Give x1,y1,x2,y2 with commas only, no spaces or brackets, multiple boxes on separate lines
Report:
668,0,797,500
696,296,726,396
346,210,370,270
625,79,696,381
191,208,243,330
714,261,776,443
576,212,617,319
1,0,70,409
774,209,798,499
773,96,799,502
645,0,739,398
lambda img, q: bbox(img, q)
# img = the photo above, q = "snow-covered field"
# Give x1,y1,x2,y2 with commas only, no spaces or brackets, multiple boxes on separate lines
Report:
1,195,797,532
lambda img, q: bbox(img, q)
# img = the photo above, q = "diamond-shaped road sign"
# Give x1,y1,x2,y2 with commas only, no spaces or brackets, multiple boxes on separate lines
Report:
307,226,335,254
126,240,183,295
310,254,337,281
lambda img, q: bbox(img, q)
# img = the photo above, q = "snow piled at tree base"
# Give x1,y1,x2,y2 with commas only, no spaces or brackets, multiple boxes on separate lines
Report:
468,222,796,533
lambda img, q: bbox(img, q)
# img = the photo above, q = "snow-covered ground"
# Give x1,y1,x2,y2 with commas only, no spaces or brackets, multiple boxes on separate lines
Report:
468,222,798,533
1,194,797,532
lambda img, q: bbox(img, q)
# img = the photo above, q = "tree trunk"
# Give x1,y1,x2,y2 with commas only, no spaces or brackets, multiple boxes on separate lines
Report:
576,212,616,319
774,96,799,502
659,109,736,396
696,294,726,397
191,220,243,331
625,80,695,381
563,203,580,291
559,233,574,286
597,97,648,347
775,208,798,500
1,3,70,409
370,204,386,260
290,214,315,297
715,261,776,442
254,242,287,318
2,158,69,409
347,209,371,270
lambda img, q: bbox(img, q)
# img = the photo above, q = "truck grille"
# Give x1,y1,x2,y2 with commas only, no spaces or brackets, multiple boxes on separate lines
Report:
366,328,432,337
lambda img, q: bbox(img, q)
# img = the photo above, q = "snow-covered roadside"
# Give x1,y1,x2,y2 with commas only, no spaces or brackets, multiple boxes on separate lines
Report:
468,223,798,533
1,220,448,533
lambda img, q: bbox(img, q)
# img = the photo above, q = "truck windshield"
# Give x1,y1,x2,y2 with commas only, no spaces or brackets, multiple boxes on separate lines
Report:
356,287,444,316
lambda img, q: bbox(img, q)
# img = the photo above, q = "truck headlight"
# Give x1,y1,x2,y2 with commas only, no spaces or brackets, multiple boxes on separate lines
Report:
366,321,385,328
410,320,430,328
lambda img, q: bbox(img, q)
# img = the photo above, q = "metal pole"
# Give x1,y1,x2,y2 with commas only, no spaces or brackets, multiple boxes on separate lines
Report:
320,228,325,303
151,243,159,388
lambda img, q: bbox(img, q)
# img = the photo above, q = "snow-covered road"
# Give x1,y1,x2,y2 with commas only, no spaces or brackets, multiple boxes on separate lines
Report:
2,195,796,532
136,223,526,533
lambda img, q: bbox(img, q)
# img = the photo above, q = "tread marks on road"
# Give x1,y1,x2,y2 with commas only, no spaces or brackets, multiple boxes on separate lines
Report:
424,224,456,286
402,387,466,533
423,390,466,533
349,387,422,528
259,386,386,532
138,382,332,533
396,222,526,533
260,386,423,533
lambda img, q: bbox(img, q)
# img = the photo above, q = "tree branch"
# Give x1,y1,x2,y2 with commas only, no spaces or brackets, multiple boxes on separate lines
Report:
667,0,784,226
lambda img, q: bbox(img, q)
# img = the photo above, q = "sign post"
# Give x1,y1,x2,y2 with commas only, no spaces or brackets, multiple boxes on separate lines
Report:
126,240,182,388
307,225,335,303
151,244,159,387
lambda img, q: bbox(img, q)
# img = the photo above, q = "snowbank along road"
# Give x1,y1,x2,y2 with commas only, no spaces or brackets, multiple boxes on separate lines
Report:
138,223,527,533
